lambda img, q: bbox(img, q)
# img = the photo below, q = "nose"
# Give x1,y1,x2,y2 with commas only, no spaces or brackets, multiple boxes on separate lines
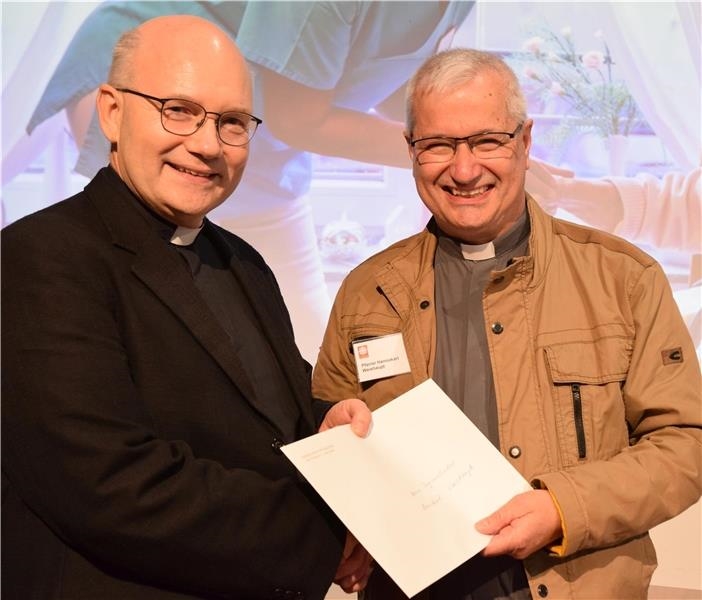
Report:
449,140,482,181
184,113,223,158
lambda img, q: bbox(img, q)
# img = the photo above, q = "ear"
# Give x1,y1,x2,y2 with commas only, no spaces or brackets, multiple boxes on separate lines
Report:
521,118,534,168
96,84,123,143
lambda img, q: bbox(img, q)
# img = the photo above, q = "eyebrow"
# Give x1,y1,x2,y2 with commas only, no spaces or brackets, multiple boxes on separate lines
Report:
162,92,252,114
422,127,506,137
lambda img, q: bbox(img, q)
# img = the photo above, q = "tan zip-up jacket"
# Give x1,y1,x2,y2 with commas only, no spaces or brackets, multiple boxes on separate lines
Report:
312,196,702,599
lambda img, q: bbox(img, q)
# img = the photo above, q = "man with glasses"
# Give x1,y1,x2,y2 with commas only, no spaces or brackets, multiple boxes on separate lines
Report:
312,49,701,599
2,15,373,599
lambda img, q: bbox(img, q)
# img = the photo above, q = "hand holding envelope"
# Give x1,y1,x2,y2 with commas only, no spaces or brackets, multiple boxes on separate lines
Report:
477,488,563,560
284,379,532,598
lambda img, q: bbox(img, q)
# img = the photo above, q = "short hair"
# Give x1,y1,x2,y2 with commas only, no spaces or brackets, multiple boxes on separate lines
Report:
107,27,142,87
405,48,527,134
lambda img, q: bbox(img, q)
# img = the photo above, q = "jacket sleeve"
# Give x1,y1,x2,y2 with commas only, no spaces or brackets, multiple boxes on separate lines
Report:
312,278,364,403
1,216,344,599
535,261,702,555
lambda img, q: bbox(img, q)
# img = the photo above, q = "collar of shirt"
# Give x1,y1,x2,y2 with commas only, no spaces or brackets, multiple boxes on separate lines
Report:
439,209,530,262
170,224,204,246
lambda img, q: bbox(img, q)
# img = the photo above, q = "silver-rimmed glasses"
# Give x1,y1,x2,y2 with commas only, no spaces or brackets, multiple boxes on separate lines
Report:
116,88,262,147
410,123,524,165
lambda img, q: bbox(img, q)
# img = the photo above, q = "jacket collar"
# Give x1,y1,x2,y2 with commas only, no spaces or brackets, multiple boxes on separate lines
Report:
522,193,554,289
371,193,556,301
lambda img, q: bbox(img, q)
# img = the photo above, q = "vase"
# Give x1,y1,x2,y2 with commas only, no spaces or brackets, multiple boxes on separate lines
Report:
606,134,629,176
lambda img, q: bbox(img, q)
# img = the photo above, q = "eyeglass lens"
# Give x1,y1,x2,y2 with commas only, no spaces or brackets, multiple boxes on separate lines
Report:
161,98,257,146
414,132,517,164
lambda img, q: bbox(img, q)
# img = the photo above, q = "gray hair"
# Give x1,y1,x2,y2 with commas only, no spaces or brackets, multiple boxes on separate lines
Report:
107,27,142,87
405,48,527,134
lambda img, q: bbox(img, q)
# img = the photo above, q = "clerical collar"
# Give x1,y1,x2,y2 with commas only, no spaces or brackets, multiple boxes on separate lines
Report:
170,224,204,246
438,209,530,262
460,241,495,260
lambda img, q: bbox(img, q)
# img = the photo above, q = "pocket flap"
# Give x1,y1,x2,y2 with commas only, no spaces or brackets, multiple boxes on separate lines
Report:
544,336,632,384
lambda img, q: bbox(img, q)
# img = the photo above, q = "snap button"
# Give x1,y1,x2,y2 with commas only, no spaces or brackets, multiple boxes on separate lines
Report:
508,446,521,458
271,438,284,453
537,583,548,597
491,322,504,334
419,300,431,309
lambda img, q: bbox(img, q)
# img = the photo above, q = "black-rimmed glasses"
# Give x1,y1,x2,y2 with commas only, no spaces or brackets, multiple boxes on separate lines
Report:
410,123,524,165
117,88,262,147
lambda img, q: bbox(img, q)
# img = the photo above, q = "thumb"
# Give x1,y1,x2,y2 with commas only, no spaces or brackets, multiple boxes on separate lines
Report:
475,505,510,535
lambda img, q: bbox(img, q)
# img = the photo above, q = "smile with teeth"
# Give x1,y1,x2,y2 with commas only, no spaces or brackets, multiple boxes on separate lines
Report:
173,164,215,178
446,184,492,197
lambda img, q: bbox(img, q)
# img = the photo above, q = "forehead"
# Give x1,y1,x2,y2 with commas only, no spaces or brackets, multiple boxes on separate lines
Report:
413,73,511,135
131,32,252,111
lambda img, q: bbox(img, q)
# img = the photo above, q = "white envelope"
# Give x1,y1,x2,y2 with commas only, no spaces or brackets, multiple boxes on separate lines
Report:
282,379,531,598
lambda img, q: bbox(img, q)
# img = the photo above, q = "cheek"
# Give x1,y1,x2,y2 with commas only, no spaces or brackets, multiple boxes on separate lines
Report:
225,150,249,175
414,164,440,188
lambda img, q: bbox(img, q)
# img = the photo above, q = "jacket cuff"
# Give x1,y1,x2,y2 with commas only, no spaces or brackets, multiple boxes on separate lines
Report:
532,471,589,556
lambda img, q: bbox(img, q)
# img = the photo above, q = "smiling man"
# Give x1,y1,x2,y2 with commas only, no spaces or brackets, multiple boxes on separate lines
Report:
1,15,373,600
312,48,701,599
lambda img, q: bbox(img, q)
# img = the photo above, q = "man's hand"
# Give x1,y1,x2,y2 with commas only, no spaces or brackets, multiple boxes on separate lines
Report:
334,532,374,593
527,159,624,232
526,158,575,214
319,399,372,437
475,490,562,560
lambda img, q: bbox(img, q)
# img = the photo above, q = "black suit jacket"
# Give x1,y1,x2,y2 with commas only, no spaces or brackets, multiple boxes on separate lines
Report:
1,167,344,599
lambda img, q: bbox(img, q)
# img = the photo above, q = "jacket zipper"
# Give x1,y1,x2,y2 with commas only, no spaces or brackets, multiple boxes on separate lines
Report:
571,383,587,459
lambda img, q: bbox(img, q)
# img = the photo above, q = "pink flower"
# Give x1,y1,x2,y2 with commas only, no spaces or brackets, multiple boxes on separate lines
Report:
550,82,565,96
523,36,544,54
581,50,605,69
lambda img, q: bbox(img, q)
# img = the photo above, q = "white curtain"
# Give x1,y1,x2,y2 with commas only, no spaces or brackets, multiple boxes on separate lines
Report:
604,1,701,170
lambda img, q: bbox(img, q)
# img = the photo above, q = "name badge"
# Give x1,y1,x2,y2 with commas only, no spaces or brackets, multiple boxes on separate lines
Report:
352,333,411,383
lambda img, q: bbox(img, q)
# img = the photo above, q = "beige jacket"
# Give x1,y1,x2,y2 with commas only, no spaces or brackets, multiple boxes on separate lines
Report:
312,196,702,599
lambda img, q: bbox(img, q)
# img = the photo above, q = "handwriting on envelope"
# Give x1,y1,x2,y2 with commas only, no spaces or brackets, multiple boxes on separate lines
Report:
282,379,531,598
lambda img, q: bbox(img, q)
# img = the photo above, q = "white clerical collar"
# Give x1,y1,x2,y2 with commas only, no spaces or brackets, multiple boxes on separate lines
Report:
460,241,496,261
170,224,204,246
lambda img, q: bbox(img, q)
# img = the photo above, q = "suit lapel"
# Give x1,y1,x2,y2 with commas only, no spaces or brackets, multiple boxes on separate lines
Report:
87,169,314,434
131,239,260,405
86,170,259,410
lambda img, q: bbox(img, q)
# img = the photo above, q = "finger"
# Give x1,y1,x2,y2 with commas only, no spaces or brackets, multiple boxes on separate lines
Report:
481,530,512,557
476,491,534,534
341,532,356,560
348,400,372,437
335,537,363,580
531,157,574,178
475,507,509,535
549,164,575,177
337,555,374,593
320,399,372,437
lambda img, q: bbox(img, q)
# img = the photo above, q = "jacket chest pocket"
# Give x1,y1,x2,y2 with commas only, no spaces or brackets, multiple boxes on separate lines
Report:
544,336,632,467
